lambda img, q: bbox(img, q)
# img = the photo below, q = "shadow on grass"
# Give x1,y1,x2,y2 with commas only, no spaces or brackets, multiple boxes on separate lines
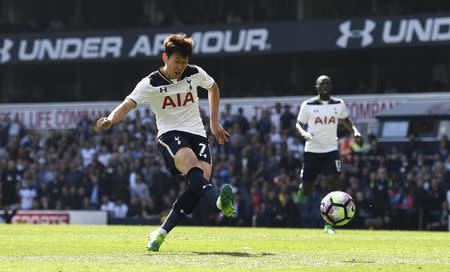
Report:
144,251,275,257
192,251,275,257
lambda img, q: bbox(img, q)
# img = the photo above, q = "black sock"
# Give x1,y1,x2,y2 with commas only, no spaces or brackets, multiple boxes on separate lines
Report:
161,188,200,233
186,167,218,206
160,209,184,234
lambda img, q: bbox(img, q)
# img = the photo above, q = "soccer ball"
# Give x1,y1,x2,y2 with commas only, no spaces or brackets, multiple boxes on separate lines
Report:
320,191,356,226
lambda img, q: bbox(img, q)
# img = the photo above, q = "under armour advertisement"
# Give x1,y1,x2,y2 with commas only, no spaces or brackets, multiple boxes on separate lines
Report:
335,15,450,48
0,26,272,65
1,13,450,64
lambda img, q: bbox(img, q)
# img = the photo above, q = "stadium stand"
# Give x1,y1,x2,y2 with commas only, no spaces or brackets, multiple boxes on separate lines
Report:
0,0,449,231
0,105,448,230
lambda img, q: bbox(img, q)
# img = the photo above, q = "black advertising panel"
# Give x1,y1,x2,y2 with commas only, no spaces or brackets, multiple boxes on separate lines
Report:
1,13,449,64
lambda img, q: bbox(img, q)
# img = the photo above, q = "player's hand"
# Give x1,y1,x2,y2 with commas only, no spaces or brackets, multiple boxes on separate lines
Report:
96,117,112,131
301,132,313,141
210,121,229,145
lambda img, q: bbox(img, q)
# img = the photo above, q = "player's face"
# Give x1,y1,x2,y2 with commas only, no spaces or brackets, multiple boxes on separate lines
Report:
315,75,332,100
163,53,189,79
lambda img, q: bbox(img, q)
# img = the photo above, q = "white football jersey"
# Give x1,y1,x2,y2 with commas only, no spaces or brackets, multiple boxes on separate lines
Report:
127,64,214,138
297,97,349,153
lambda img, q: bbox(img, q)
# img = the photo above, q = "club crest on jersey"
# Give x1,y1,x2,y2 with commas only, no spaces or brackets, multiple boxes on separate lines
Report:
162,92,194,109
314,116,336,125
186,79,193,90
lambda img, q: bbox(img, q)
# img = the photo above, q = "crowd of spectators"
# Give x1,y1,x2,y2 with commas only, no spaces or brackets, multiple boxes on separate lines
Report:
0,0,297,34
0,104,449,230
2,0,449,34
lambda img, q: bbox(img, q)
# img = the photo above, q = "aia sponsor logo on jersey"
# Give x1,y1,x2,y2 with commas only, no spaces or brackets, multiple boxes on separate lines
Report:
162,92,194,109
314,116,336,125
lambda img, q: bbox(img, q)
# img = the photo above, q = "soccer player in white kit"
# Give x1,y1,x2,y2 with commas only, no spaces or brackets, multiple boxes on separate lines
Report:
296,75,361,234
96,34,235,251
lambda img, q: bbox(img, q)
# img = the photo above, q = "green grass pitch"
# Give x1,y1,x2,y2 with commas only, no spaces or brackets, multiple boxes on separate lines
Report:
0,224,449,271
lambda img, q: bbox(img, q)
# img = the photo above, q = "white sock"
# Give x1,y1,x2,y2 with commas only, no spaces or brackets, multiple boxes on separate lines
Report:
158,228,168,237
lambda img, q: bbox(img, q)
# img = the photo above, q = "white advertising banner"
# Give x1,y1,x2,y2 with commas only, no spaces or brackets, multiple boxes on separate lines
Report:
11,210,107,225
0,102,116,130
0,93,448,133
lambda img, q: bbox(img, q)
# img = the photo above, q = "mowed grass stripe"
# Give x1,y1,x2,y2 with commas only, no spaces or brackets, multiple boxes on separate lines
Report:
0,225,449,272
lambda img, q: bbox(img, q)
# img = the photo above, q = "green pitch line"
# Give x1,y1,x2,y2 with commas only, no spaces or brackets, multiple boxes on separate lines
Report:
0,224,449,272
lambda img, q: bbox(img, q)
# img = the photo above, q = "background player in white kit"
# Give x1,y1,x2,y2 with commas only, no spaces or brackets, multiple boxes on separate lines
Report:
96,34,235,251
296,75,361,234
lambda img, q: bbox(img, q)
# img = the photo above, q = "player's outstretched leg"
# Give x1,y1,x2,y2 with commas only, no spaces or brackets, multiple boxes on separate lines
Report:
147,189,199,252
147,228,167,252
186,167,235,217
298,180,314,204
216,184,235,217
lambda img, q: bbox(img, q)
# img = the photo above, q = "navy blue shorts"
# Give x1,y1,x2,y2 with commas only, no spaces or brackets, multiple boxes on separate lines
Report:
301,150,341,182
157,130,211,175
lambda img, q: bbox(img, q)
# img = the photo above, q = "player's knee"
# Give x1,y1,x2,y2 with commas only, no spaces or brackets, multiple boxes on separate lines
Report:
174,148,201,173
326,181,336,191
326,176,340,192
325,175,338,183
186,167,211,196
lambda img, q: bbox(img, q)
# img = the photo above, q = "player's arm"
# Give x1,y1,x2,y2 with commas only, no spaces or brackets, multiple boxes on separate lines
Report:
339,117,361,138
96,99,136,130
296,122,312,141
296,101,312,141
207,82,229,144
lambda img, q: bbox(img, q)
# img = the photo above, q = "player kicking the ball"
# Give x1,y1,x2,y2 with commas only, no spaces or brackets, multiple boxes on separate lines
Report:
96,34,235,251
296,75,361,234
